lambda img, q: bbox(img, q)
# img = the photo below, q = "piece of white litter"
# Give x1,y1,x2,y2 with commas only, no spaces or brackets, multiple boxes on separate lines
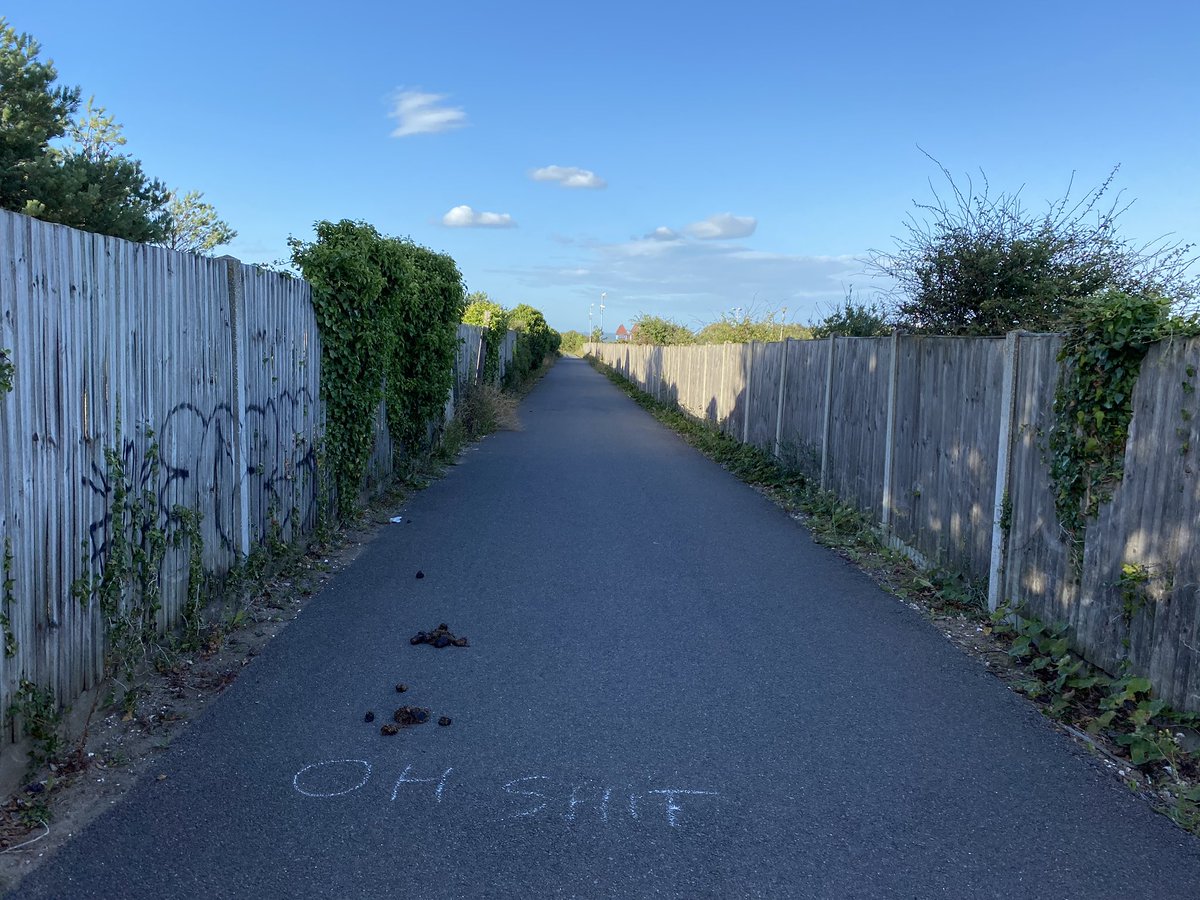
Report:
0,822,49,853
389,516,404,524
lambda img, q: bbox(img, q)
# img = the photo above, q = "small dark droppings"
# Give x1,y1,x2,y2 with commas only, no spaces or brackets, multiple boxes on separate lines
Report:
364,711,375,723
394,706,431,726
395,683,408,693
410,622,469,649
415,571,425,579
380,724,399,736
438,716,452,727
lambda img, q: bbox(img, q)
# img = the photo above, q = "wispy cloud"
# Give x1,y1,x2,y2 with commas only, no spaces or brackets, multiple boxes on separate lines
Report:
684,213,757,240
442,205,516,228
389,89,467,137
503,235,861,321
644,226,680,241
529,165,607,189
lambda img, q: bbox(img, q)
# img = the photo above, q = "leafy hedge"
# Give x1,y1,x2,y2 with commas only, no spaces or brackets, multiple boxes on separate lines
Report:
290,220,464,515
506,303,560,384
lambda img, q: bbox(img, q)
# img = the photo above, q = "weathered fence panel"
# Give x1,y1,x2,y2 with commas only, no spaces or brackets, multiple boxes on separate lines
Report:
889,337,1006,578
0,210,512,744
998,335,1075,628
825,337,891,514
777,339,829,477
586,331,1200,712
746,342,783,449
241,264,323,549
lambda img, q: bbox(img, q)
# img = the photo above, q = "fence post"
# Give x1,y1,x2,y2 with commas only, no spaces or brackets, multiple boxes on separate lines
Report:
820,336,836,490
742,342,755,444
774,337,790,458
987,331,1022,612
880,330,902,531
221,256,252,560
720,343,730,429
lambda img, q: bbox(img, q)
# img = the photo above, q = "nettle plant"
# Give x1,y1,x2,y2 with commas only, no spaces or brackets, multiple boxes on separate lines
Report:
290,220,464,517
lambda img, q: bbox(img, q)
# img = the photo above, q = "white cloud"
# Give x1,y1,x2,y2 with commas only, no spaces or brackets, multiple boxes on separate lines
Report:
389,89,467,137
504,236,862,321
442,205,516,228
530,165,607,189
684,213,757,240
644,226,681,241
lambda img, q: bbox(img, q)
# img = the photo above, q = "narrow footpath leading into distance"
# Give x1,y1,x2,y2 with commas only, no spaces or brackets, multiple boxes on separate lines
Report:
13,358,1200,899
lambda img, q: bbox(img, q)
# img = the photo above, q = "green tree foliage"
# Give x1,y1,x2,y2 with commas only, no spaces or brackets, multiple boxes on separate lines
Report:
290,220,464,515
630,314,694,345
3,22,231,245
506,303,560,381
462,293,509,382
0,18,79,209
160,190,237,254
810,292,893,338
870,160,1200,335
589,326,603,343
381,239,465,452
21,97,170,242
558,330,585,355
695,308,812,343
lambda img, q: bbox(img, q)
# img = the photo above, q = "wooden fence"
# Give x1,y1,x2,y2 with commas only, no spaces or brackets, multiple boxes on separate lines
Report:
587,335,1200,713
0,210,509,743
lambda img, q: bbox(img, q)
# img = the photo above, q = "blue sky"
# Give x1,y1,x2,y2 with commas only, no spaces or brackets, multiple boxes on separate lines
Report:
7,1,1199,334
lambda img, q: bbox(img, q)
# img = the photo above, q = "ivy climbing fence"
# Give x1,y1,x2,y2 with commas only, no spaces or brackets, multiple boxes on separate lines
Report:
586,336,1200,714
0,209,509,745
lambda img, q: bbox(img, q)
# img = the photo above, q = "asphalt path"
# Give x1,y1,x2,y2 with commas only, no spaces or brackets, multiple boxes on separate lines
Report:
12,357,1200,899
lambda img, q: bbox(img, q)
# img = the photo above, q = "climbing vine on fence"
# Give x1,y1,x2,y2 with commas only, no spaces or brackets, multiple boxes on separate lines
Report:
0,347,13,394
382,241,464,452
290,221,464,516
1049,290,1200,569
2,536,16,657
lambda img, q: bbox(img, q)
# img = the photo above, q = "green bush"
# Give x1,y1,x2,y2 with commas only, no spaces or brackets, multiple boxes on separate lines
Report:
290,220,464,515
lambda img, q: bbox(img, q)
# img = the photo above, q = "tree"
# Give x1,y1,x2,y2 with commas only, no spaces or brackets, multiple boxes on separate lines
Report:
22,97,170,242
507,303,559,360
462,292,506,328
630,314,694,345
558,330,585,355
810,291,893,338
869,158,1199,335
160,190,236,254
0,17,80,209
589,326,603,343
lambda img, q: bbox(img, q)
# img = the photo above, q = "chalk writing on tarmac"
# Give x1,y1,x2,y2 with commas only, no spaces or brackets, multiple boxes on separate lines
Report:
292,759,718,829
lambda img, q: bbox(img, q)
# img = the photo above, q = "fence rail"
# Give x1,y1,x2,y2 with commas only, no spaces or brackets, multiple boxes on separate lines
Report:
586,336,1200,713
0,210,510,743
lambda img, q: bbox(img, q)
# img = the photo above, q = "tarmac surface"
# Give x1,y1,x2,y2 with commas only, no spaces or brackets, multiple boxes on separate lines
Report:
12,357,1200,898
